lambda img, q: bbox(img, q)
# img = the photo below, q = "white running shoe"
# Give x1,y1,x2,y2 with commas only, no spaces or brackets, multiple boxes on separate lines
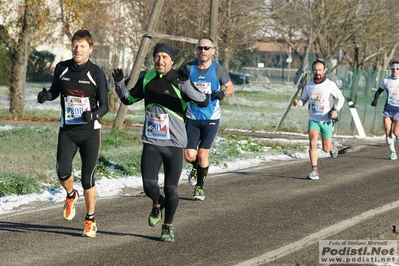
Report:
330,141,338,159
307,170,319,180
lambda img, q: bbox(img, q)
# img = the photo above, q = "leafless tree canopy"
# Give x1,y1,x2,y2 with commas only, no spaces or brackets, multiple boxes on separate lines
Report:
1,0,399,113
262,0,399,70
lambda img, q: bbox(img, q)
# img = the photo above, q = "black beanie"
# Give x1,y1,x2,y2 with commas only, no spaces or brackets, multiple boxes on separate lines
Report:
153,43,175,61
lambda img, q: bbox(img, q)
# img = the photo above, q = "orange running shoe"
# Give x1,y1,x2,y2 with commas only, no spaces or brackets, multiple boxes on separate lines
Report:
82,219,97,237
63,189,78,220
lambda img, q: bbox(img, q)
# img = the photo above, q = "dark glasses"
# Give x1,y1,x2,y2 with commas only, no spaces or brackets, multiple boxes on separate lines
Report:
197,46,213,51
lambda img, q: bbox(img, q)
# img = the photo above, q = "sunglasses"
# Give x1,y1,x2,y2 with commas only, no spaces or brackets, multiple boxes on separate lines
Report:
197,46,213,51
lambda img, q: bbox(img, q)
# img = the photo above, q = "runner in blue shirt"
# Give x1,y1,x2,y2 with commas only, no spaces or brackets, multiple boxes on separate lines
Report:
182,37,235,200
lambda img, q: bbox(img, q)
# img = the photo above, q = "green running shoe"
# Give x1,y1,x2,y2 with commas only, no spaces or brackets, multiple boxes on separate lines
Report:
188,167,197,186
160,224,174,242
148,194,165,227
192,186,205,201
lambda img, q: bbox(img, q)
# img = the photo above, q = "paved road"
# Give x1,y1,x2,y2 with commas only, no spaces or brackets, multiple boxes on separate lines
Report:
1,135,399,266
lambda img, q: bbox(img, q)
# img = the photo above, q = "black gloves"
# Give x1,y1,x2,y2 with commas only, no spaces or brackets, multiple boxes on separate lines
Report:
328,108,339,123
371,100,377,107
113,68,130,87
82,111,98,122
213,90,226,100
178,68,189,81
37,87,48,103
112,68,124,82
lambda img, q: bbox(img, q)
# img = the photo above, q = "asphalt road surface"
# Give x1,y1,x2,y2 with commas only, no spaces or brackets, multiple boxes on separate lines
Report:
2,135,399,266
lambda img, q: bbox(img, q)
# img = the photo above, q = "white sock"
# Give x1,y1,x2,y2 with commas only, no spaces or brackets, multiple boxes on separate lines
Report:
386,136,395,152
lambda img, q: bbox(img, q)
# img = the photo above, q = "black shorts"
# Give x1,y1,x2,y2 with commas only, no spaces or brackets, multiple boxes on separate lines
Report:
185,118,220,150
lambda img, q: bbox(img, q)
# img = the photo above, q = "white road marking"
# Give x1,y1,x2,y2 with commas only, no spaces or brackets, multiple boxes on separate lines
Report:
235,200,399,265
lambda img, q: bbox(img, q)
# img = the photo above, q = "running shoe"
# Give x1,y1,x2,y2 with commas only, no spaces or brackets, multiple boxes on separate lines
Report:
160,224,174,242
389,151,397,160
148,194,165,227
188,167,197,186
306,170,319,180
82,219,97,237
330,141,338,159
192,186,205,201
63,189,78,220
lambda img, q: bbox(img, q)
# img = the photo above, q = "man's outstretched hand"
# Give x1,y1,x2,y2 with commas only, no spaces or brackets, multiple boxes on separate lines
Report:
112,68,124,82
37,88,48,103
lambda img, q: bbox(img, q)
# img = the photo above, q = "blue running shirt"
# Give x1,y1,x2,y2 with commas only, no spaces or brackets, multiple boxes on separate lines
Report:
186,61,221,120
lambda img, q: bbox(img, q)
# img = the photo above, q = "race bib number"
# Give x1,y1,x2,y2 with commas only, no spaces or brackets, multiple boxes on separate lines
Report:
64,96,90,125
310,98,325,115
388,93,399,107
194,82,212,95
145,112,170,140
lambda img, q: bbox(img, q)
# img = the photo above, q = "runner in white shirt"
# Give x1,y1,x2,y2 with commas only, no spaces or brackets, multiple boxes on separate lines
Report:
371,61,399,160
293,59,345,180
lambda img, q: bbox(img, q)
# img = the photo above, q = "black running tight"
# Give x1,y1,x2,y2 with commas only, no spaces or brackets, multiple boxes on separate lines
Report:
56,128,100,189
141,144,183,225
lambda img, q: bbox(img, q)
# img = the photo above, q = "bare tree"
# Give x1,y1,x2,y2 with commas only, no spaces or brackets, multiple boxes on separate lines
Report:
103,0,152,111
0,1,47,113
152,0,263,67
0,0,103,114
344,0,399,70
216,0,265,70
262,0,399,72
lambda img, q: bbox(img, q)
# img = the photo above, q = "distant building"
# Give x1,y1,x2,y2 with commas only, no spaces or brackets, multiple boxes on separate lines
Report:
248,41,300,69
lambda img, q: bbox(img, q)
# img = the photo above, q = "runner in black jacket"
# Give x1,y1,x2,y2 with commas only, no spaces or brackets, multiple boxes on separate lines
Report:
113,43,208,242
37,30,108,238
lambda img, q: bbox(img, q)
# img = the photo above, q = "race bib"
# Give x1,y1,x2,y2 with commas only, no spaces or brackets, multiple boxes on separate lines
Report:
388,92,399,107
310,98,325,115
194,82,212,95
145,112,170,140
64,96,90,125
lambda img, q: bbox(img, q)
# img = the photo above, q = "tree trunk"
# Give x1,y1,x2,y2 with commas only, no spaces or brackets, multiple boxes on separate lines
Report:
9,50,25,114
8,1,35,114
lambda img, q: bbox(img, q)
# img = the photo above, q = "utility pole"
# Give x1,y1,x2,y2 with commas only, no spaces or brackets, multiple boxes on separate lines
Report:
113,0,219,128
113,0,165,129
209,0,218,61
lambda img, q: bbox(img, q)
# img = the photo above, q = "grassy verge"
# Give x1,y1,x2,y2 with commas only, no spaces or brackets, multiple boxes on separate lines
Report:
0,84,320,196
0,122,308,196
